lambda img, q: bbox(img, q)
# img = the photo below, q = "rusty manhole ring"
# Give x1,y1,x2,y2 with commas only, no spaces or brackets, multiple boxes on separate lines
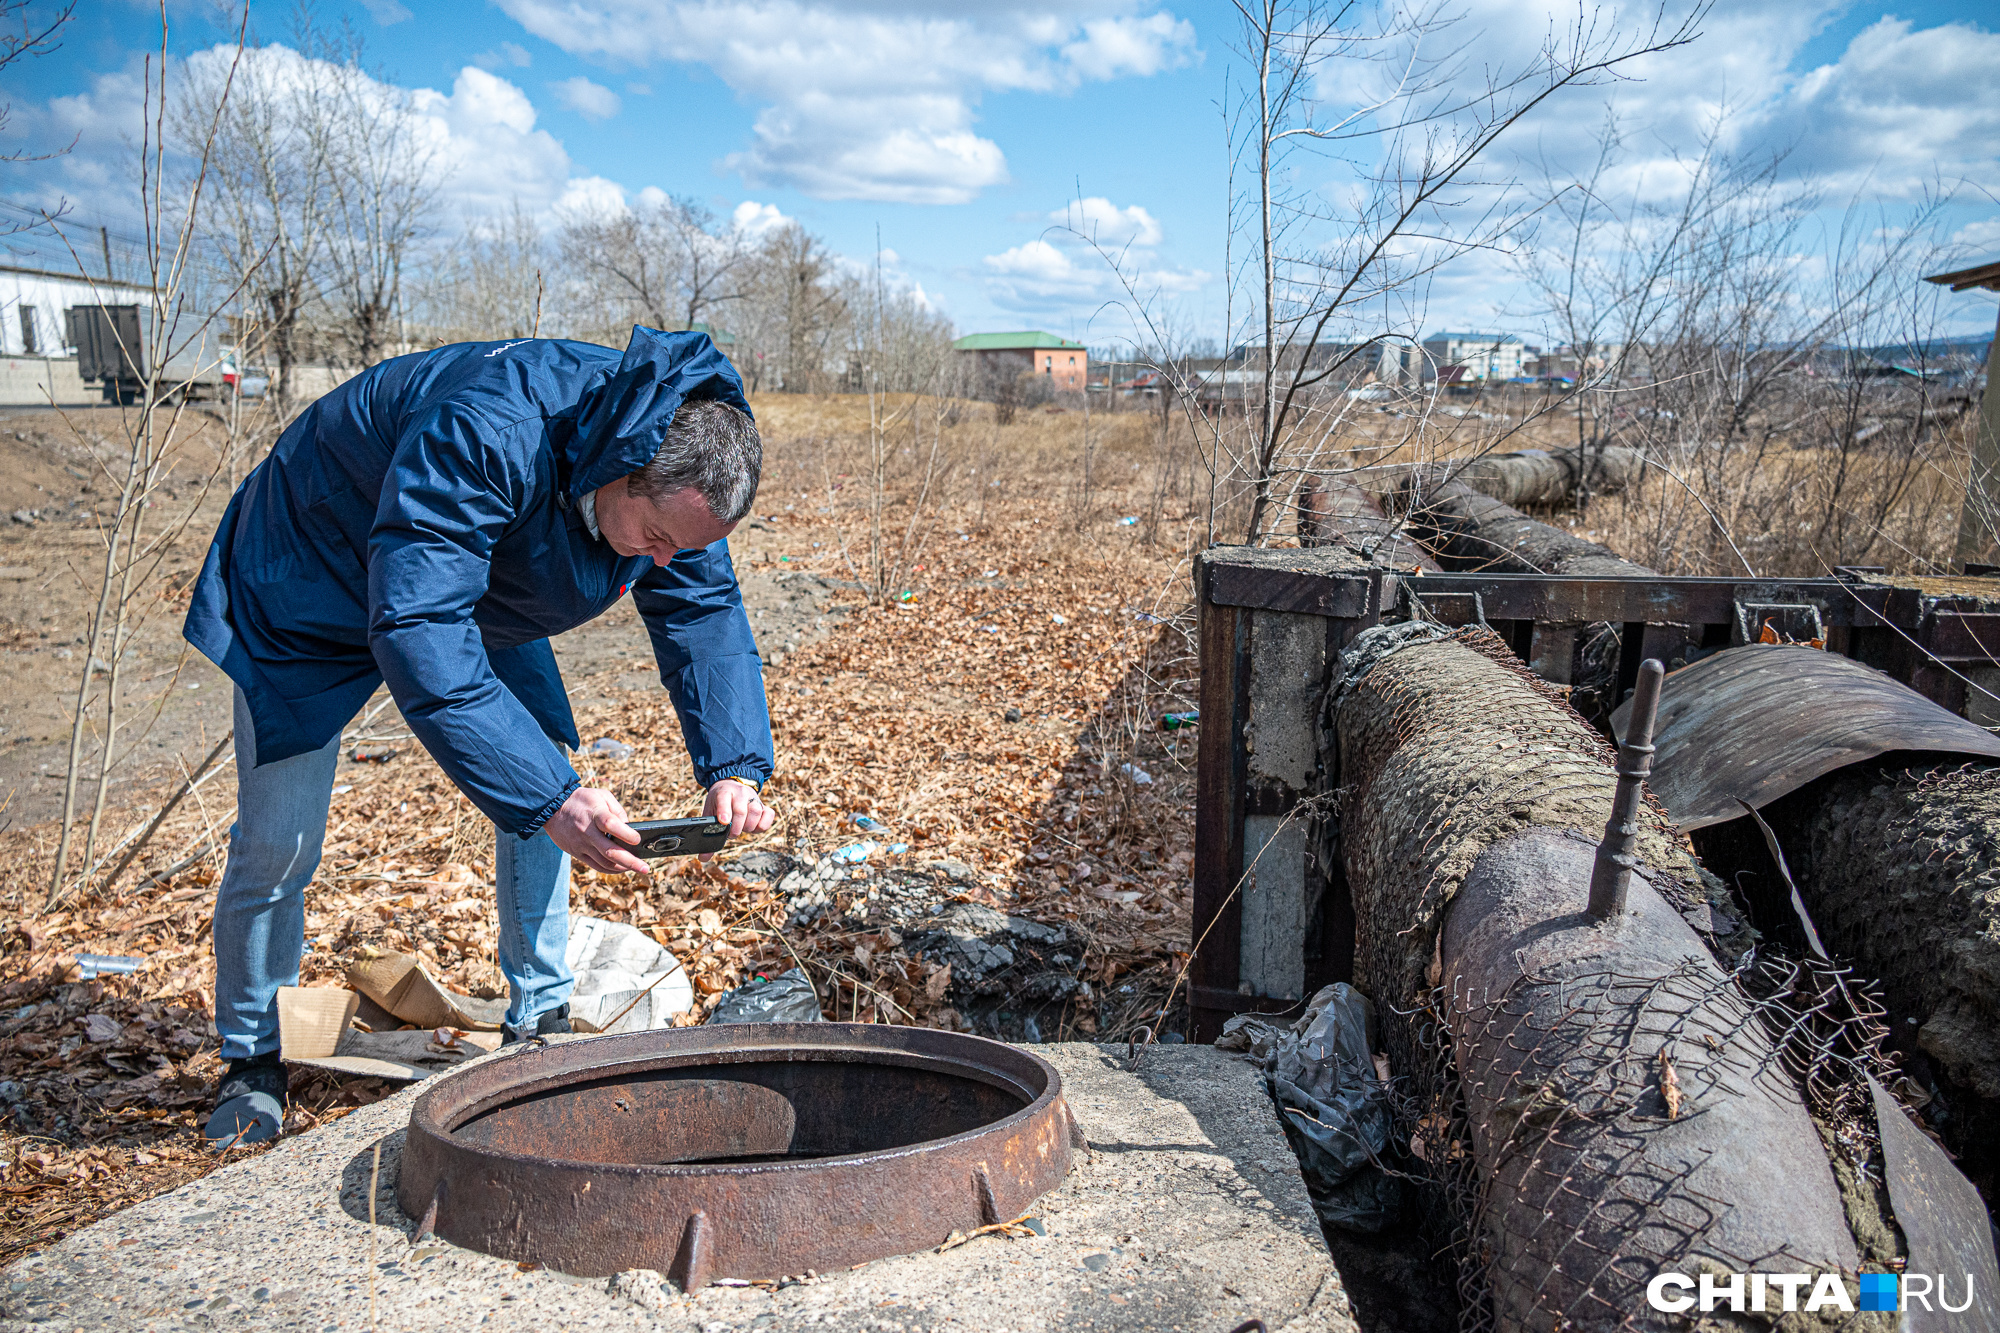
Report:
397,1022,1077,1288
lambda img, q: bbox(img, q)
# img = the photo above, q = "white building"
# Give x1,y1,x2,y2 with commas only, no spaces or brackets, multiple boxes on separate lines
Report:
1420,331,1528,383
0,264,153,357
0,265,160,405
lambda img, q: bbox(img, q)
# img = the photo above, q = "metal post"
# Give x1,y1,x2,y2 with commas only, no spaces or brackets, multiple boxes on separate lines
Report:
1588,657,1664,920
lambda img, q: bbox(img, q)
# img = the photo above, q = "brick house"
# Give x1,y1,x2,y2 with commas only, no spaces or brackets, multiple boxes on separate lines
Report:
953,331,1088,393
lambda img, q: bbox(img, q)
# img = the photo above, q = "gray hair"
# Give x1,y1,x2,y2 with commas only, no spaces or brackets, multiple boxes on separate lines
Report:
625,399,761,523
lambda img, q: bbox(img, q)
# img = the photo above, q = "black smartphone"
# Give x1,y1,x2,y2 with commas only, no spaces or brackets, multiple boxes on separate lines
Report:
627,817,731,859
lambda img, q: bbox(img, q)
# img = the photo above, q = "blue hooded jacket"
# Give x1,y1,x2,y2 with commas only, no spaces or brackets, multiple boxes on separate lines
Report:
184,327,774,838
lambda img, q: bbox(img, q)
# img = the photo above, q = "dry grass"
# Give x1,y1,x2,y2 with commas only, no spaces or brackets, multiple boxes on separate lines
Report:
1233,384,1975,575
0,390,1211,1262
1569,437,1967,577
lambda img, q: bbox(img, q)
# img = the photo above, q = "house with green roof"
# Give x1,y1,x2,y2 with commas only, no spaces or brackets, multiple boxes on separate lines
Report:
953,330,1088,393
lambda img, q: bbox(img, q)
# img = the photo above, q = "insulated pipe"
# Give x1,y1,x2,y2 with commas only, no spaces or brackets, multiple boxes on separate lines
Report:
1399,478,1654,576
1444,832,1860,1329
1334,629,1859,1331
1345,446,1646,511
1724,760,2000,1196
1418,445,1645,509
1629,646,2000,1195
1297,475,1441,572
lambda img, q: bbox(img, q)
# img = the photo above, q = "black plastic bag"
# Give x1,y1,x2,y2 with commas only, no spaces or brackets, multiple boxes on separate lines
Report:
708,968,824,1024
1264,983,1401,1233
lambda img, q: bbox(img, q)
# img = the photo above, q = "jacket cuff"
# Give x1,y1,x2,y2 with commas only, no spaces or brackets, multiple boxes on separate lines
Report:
518,776,582,839
703,764,773,789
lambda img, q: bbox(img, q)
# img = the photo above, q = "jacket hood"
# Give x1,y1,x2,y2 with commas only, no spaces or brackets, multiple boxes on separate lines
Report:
563,327,753,501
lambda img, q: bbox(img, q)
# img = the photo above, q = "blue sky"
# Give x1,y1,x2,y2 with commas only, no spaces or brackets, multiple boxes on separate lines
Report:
5,0,1998,344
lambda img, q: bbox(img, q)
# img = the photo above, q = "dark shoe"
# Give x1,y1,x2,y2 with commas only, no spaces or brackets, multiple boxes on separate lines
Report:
501,1003,572,1046
203,1052,286,1150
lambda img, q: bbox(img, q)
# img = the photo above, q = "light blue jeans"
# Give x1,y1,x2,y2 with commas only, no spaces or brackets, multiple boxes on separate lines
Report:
212,686,574,1061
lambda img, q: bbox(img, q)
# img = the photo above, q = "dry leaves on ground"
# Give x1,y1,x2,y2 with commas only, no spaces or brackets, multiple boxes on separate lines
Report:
0,435,1208,1262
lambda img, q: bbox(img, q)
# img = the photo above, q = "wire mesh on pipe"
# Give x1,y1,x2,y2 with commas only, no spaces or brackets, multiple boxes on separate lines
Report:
1330,625,1908,1331
1383,943,1907,1332
1331,626,1723,1031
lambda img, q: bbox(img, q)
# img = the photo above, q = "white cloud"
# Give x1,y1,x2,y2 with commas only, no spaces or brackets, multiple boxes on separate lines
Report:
550,75,621,121
986,238,1078,284
474,41,533,70
1455,0,2000,206
731,200,792,240
424,63,538,135
556,175,630,216
1061,13,1191,80
1054,197,1162,248
404,66,579,217
492,0,1197,203
1754,18,2000,196
357,0,413,25
982,197,1205,325
2,49,602,254
1954,218,2000,255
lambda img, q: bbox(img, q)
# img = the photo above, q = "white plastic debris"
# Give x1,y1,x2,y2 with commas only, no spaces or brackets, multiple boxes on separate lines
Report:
1120,763,1153,785
563,916,693,1034
586,737,636,759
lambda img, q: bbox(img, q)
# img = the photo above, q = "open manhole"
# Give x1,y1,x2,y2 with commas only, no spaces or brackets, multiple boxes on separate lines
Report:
397,1023,1077,1288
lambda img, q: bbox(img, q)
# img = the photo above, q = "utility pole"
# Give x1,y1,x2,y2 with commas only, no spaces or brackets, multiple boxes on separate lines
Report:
100,226,114,283
1925,262,2000,570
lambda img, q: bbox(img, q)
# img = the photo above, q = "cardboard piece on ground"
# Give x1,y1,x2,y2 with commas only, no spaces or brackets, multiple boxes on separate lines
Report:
275,986,501,1082
277,986,359,1063
350,991,401,1033
346,950,506,1031
566,915,693,1034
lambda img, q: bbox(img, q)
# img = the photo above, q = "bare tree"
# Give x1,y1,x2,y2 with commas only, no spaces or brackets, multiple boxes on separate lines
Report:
316,34,442,367
742,222,846,392
1514,110,1788,505
181,29,336,406
0,1,77,241
560,205,675,338
844,247,959,600
1217,0,1710,540
47,4,251,908
559,195,744,345
662,198,745,331
419,203,547,341
1509,106,1966,577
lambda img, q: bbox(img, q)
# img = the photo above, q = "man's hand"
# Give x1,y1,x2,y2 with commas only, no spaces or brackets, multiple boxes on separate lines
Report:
702,779,774,860
544,787,651,876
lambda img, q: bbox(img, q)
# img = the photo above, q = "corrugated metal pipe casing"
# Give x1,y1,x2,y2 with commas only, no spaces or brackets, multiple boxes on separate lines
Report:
1332,627,1859,1330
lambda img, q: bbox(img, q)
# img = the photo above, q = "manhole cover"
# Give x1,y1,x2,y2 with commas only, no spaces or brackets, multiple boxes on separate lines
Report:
398,1022,1077,1288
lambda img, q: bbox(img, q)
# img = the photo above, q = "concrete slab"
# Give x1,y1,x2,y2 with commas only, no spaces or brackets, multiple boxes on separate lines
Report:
1,1043,1357,1332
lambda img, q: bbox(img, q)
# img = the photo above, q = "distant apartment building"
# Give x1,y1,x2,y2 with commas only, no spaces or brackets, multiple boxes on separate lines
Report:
1420,331,1527,383
1529,343,1628,383
953,331,1088,393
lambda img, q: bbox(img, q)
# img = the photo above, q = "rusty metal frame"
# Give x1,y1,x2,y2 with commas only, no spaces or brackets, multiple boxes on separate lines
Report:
398,1023,1076,1288
1190,554,2000,1040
